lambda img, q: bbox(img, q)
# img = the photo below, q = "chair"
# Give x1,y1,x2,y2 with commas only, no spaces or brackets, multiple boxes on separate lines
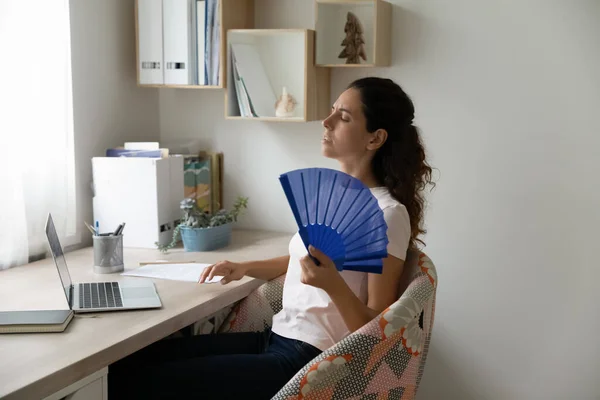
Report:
218,250,438,400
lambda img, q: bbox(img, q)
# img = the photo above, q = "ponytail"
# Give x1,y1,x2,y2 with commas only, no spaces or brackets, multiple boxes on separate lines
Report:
348,78,434,249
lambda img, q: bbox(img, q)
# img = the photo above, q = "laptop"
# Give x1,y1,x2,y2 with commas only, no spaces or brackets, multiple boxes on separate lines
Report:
45,214,162,313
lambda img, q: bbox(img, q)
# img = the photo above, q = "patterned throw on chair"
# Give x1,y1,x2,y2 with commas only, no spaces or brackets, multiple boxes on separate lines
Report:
218,250,438,400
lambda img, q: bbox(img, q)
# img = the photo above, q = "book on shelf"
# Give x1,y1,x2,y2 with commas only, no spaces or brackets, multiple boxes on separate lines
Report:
124,142,160,150
210,151,223,211
105,148,169,158
195,156,212,212
229,42,277,117
106,142,169,158
183,154,200,200
192,0,219,85
204,0,220,86
231,49,256,117
196,0,207,85
182,151,223,213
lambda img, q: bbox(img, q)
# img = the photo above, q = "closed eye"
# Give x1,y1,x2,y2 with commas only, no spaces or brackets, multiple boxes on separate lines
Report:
331,106,350,122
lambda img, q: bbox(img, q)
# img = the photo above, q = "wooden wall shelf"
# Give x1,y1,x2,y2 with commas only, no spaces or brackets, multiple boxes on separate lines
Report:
135,0,254,89
225,29,330,122
138,85,222,89
132,1,395,123
315,0,391,67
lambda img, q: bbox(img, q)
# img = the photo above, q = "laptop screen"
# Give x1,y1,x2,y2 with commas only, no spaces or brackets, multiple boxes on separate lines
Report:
45,214,73,307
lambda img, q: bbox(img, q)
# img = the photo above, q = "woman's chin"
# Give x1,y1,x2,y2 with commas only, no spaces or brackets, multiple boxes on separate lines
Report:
321,144,335,159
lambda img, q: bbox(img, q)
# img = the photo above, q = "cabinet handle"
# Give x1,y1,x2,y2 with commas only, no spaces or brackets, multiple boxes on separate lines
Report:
141,62,161,69
166,62,186,70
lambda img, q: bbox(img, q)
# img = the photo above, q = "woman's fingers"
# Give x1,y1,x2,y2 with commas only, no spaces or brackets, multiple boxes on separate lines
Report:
208,263,227,281
298,259,311,284
199,261,235,283
200,263,220,283
198,265,213,283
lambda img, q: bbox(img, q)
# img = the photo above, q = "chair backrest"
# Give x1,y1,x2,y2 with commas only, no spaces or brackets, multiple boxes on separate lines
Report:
384,249,438,392
271,250,438,399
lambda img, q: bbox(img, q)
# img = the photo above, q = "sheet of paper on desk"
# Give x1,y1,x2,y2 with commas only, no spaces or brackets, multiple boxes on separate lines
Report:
121,263,223,283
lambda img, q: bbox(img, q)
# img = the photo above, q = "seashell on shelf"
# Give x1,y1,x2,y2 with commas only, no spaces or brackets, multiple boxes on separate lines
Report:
274,86,297,118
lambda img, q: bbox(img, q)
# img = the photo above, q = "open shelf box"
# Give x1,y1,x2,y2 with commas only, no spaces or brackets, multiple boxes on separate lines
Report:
225,29,330,122
136,0,254,89
315,0,391,67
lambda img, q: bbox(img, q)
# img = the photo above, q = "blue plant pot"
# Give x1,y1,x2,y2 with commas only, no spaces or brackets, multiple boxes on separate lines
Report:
179,223,232,252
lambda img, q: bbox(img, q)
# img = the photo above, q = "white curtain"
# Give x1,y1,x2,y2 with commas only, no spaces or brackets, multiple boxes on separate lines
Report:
0,0,76,269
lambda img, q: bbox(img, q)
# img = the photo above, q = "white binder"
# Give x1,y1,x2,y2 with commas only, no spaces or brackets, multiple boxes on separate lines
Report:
137,0,163,84
163,0,195,85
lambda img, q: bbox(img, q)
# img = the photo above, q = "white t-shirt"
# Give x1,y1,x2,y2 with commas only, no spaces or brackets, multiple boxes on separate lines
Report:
271,187,411,351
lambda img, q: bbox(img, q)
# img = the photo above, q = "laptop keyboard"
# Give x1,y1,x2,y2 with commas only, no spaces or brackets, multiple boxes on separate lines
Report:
78,282,123,309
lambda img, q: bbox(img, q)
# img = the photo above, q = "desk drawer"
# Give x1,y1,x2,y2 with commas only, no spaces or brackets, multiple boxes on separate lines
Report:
44,367,107,400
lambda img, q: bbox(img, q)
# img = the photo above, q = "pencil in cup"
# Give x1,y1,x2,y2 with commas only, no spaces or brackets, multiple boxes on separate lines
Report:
84,221,96,235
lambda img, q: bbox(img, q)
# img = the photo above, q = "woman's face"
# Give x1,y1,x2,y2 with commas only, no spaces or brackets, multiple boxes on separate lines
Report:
321,88,372,162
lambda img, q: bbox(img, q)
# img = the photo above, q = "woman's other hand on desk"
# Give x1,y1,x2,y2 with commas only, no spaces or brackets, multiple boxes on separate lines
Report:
199,261,247,285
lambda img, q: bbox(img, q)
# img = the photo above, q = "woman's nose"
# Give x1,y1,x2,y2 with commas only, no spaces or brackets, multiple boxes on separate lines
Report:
322,115,333,130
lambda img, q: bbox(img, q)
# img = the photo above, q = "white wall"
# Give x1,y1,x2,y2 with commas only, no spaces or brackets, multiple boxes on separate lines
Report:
158,1,600,398
69,0,160,248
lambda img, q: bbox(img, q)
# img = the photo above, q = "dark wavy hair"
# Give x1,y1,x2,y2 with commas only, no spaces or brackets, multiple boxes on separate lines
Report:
348,77,435,249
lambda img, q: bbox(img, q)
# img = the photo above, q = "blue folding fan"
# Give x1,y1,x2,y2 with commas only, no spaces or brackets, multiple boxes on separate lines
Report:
279,168,389,274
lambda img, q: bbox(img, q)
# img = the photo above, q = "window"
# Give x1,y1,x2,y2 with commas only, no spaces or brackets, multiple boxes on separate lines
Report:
0,0,77,269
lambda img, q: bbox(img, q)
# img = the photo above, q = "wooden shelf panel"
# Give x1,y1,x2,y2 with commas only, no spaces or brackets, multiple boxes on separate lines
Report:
317,64,377,68
317,0,375,3
138,84,222,89
219,0,254,88
225,116,306,122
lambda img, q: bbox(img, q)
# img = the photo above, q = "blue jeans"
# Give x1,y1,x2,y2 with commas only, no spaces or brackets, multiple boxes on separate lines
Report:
108,329,322,399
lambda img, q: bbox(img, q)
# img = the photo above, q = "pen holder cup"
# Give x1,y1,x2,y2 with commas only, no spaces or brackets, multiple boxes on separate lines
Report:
93,235,124,274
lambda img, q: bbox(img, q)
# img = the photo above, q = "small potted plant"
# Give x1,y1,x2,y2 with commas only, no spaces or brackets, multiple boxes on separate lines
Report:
156,196,248,253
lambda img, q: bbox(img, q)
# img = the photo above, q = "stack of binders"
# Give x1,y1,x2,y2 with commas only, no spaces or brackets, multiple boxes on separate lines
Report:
137,0,221,86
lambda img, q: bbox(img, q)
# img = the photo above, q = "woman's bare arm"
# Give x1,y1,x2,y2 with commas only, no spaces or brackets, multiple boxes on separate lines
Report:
240,255,290,281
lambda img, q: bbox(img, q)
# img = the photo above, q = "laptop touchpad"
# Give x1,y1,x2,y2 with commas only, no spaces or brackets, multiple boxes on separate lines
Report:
121,287,157,299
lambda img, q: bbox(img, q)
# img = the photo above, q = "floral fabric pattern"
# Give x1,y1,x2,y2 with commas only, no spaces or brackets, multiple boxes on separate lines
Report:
218,251,437,399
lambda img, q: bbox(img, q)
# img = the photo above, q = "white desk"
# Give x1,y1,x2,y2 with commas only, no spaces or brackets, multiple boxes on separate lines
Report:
0,229,291,400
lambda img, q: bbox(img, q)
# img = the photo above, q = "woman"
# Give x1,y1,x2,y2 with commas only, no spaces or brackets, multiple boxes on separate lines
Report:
108,77,434,399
